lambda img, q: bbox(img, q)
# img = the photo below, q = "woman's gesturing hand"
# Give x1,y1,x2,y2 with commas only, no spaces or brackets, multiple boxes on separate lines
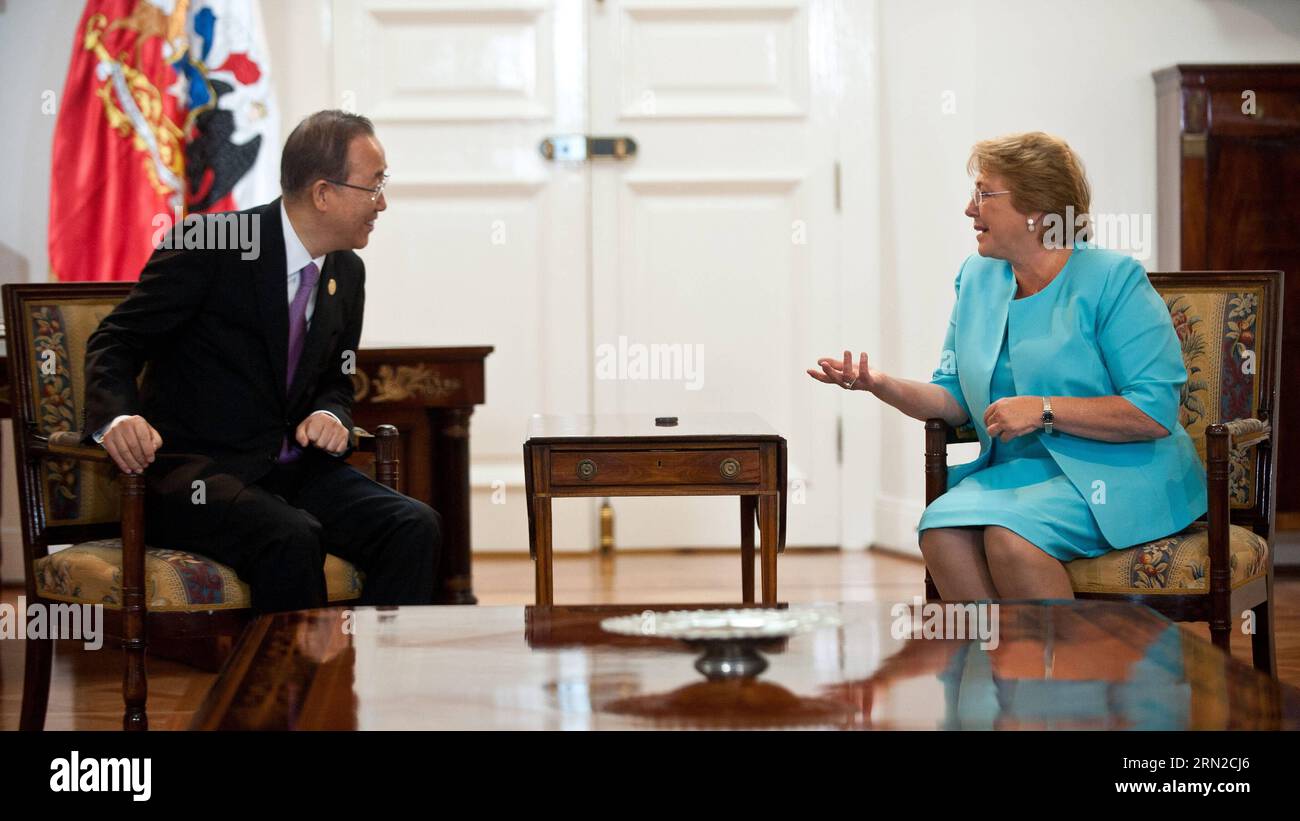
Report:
983,396,1042,442
807,350,879,393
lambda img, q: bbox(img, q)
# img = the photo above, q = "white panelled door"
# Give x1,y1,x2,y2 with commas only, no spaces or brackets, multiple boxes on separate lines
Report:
333,0,842,551
588,0,841,548
332,0,596,552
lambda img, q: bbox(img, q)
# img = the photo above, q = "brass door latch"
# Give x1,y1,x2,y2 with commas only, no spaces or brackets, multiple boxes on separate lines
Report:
540,135,638,161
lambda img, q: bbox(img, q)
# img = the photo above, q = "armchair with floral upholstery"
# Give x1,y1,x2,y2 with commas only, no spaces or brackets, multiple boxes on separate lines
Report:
3,282,403,730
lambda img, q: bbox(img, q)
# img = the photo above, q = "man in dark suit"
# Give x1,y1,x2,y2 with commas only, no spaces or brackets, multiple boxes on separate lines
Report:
83,110,440,612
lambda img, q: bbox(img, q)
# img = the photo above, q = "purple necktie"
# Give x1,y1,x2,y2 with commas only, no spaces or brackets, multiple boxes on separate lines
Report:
277,261,321,464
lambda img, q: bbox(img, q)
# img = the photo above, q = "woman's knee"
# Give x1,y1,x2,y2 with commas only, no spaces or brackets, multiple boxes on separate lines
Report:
983,526,1040,565
918,528,942,562
919,527,973,562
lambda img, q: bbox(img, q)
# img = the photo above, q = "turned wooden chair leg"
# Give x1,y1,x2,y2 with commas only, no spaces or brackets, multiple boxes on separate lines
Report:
923,420,950,604
121,473,148,731
19,635,53,731
1209,622,1231,654
374,424,400,490
1204,426,1234,661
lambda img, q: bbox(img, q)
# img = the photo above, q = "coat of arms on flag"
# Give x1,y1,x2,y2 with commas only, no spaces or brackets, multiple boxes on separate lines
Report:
49,0,280,282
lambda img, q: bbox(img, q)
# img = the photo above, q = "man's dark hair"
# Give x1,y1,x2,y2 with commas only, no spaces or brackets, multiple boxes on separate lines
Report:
280,110,375,199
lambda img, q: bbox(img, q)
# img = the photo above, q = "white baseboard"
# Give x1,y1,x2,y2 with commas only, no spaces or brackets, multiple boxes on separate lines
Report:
873,494,924,558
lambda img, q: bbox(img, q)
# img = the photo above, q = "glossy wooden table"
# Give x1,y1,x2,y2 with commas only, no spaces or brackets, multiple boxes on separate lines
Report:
523,413,787,605
190,600,1300,730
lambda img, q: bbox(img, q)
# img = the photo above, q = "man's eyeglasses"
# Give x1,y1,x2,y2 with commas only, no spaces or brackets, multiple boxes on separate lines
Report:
970,187,1011,208
326,174,389,203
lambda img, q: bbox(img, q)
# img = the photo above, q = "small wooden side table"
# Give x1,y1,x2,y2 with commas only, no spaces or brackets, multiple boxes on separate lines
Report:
523,413,787,605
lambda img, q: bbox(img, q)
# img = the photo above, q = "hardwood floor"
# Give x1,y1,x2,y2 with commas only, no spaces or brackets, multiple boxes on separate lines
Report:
2,549,1297,730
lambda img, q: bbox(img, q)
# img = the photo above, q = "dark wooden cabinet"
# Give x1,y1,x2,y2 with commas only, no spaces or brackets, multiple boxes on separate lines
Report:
348,346,493,604
1156,64,1300,529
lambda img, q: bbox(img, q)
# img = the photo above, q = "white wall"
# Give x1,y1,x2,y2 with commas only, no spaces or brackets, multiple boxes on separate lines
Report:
0,1,82,287
868,0,1300,554
0,0,85,582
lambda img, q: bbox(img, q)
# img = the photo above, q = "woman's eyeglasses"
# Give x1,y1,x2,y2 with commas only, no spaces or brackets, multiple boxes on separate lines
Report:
970,187,1011,208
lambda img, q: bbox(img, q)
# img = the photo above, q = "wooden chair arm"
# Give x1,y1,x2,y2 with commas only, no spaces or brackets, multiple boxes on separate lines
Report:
31,427,405,470
27,430,115,464
924,419,951,508
925,415,1266,610
350,424,402,490
949,423,979,444
350,426,376,452
924,417,978,443
1220,417,1270,451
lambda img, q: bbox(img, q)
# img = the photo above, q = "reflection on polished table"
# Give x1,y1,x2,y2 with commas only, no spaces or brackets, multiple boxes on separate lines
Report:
190,600,1300,730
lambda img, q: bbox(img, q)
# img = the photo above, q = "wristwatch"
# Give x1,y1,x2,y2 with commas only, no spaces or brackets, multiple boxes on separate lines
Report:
1041,396,1055,434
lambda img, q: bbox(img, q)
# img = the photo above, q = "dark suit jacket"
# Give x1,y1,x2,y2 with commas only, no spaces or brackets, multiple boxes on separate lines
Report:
82,197,365,541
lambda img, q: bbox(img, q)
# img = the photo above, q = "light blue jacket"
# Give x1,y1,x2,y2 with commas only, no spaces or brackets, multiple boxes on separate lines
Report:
930,248,1207,548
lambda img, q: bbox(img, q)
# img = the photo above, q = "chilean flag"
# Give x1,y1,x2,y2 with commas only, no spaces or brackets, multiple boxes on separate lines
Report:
48,0,279,282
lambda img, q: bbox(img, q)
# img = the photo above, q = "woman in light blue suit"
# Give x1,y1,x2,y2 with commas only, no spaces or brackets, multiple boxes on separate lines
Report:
808,132,1206,600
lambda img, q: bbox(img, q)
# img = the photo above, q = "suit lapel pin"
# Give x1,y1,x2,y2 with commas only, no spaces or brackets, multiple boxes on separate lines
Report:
328,277,337,296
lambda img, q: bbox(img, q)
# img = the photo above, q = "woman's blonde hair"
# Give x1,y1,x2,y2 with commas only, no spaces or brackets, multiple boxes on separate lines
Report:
968,132,1091,235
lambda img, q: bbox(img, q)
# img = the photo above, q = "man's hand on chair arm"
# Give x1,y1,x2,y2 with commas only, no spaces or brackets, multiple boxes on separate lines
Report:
297,410,349,455
96,415,163,474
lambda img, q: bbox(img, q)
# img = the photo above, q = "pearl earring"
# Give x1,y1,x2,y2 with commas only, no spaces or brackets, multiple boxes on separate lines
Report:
1027,217,1036,231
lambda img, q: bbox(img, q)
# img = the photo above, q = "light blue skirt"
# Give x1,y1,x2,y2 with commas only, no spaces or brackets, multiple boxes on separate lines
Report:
917,446,1111,561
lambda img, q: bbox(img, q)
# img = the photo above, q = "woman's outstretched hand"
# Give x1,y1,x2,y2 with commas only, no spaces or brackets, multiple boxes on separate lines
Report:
807,350,880,393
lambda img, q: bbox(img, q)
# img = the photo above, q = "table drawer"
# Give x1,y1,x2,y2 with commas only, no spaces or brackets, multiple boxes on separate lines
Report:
550,449,761,486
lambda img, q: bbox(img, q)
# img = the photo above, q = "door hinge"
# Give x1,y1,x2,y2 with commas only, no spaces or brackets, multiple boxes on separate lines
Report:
833,160,842,212
836,415,843,464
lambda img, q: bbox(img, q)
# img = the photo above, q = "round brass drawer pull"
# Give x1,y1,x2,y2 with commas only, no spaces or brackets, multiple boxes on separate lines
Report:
719,457,741,480
576,459,598,481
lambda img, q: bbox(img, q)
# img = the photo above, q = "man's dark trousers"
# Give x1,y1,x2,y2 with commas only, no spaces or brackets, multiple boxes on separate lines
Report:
149,449,441,612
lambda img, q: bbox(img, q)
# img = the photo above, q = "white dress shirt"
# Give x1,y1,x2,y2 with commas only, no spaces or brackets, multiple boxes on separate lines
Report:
282,201,326,326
